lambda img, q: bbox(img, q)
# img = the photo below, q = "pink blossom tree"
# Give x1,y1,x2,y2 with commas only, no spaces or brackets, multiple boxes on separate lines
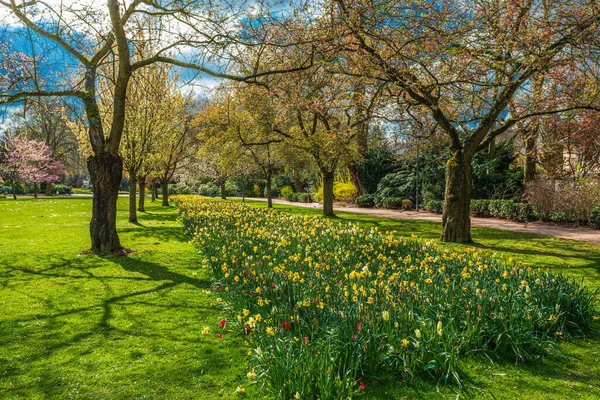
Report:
4,138,66,198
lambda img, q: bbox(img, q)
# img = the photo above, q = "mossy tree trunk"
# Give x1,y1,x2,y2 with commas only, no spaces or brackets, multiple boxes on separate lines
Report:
441,150,473,243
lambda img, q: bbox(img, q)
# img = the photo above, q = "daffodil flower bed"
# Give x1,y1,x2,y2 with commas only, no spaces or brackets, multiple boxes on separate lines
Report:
175,196,596,398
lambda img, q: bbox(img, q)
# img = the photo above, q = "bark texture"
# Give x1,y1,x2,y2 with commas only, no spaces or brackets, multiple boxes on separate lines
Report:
128,174,137,223
322,171,335,217
88,153,123,253
265,175,273,208
161,181,169,206
441,151,473,243
138,179,145,212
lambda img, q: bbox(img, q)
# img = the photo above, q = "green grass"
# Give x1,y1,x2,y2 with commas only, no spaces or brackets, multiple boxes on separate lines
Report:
0,196,599,399
0,197,256,399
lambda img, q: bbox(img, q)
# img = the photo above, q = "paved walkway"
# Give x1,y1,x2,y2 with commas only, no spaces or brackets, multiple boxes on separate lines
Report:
246,197,600,244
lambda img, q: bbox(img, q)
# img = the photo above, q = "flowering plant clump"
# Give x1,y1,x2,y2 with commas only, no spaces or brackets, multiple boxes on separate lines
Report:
175,195,596,398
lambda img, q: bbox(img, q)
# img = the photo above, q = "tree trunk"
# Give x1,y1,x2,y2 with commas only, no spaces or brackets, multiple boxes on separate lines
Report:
441,151,473,243
524,131,537,183
219,180,226,200
33,183,38,198
293,169,303,193
348,163,363,197
46,182,52,196
138,179,145,212
88,153,123,253
322,171,335,217
266,173,273,208
128,174,137,223
151,182,157,203
161,181,169,206
12,182,16,200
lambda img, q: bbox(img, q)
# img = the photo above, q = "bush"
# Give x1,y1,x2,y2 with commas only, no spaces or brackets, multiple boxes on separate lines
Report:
333,181,357,202
402,199,413,210
469,199,533,222
53,184,72,195
313,180,357,203
591,205,600,229
72,188,91,194
195,182,219,197
280,186,295,201
526,178,600,224
297,193,310,203
470,200,490,217
168,183,192,195
355,194,375,208
0,184,12,195
357,148,399,195
175,196,597,399
374,171,415,207
382,197,403,209
425,200,444,214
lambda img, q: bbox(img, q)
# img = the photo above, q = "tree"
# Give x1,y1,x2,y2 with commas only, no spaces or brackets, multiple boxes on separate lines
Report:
98,51,176,222
334,0,600,242
1,137,65,198
194,92,249,199
14,100,80,194
1,1,315,252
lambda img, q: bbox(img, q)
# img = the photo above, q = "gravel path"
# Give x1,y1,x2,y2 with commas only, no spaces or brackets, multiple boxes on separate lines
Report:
245,197,600,244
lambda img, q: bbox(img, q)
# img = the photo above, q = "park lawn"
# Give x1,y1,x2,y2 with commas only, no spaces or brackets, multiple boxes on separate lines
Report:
0,197,257,399
236,199,600,400
0,196,598,399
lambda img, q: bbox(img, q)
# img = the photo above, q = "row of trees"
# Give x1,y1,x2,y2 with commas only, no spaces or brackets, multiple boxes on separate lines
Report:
2,0,599,250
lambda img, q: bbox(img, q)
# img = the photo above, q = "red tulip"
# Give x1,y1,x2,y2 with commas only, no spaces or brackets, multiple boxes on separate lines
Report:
219,318,226,328
357,322,362,331
283,321,291,331
359,382,365,390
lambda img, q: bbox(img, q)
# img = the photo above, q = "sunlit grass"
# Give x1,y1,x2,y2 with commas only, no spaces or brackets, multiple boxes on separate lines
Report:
0,197,256,399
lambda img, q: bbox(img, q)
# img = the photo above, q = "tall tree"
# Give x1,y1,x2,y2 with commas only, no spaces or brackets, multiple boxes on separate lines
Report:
1,1,315,252
334,0,600,242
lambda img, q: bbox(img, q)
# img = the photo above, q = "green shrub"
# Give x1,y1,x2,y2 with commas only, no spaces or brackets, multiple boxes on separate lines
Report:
357,148,399,195
549,212,575,223
280,185,295,201
168,183,192,194
0,184,12,195
355,194,375,208
382,197,404,209
53,184,72,195
72,188,91,194
195,182,219,197
470,199,490,217
374,171,415,207
297,193,310,203
591,205,600,229
425,199,444,214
